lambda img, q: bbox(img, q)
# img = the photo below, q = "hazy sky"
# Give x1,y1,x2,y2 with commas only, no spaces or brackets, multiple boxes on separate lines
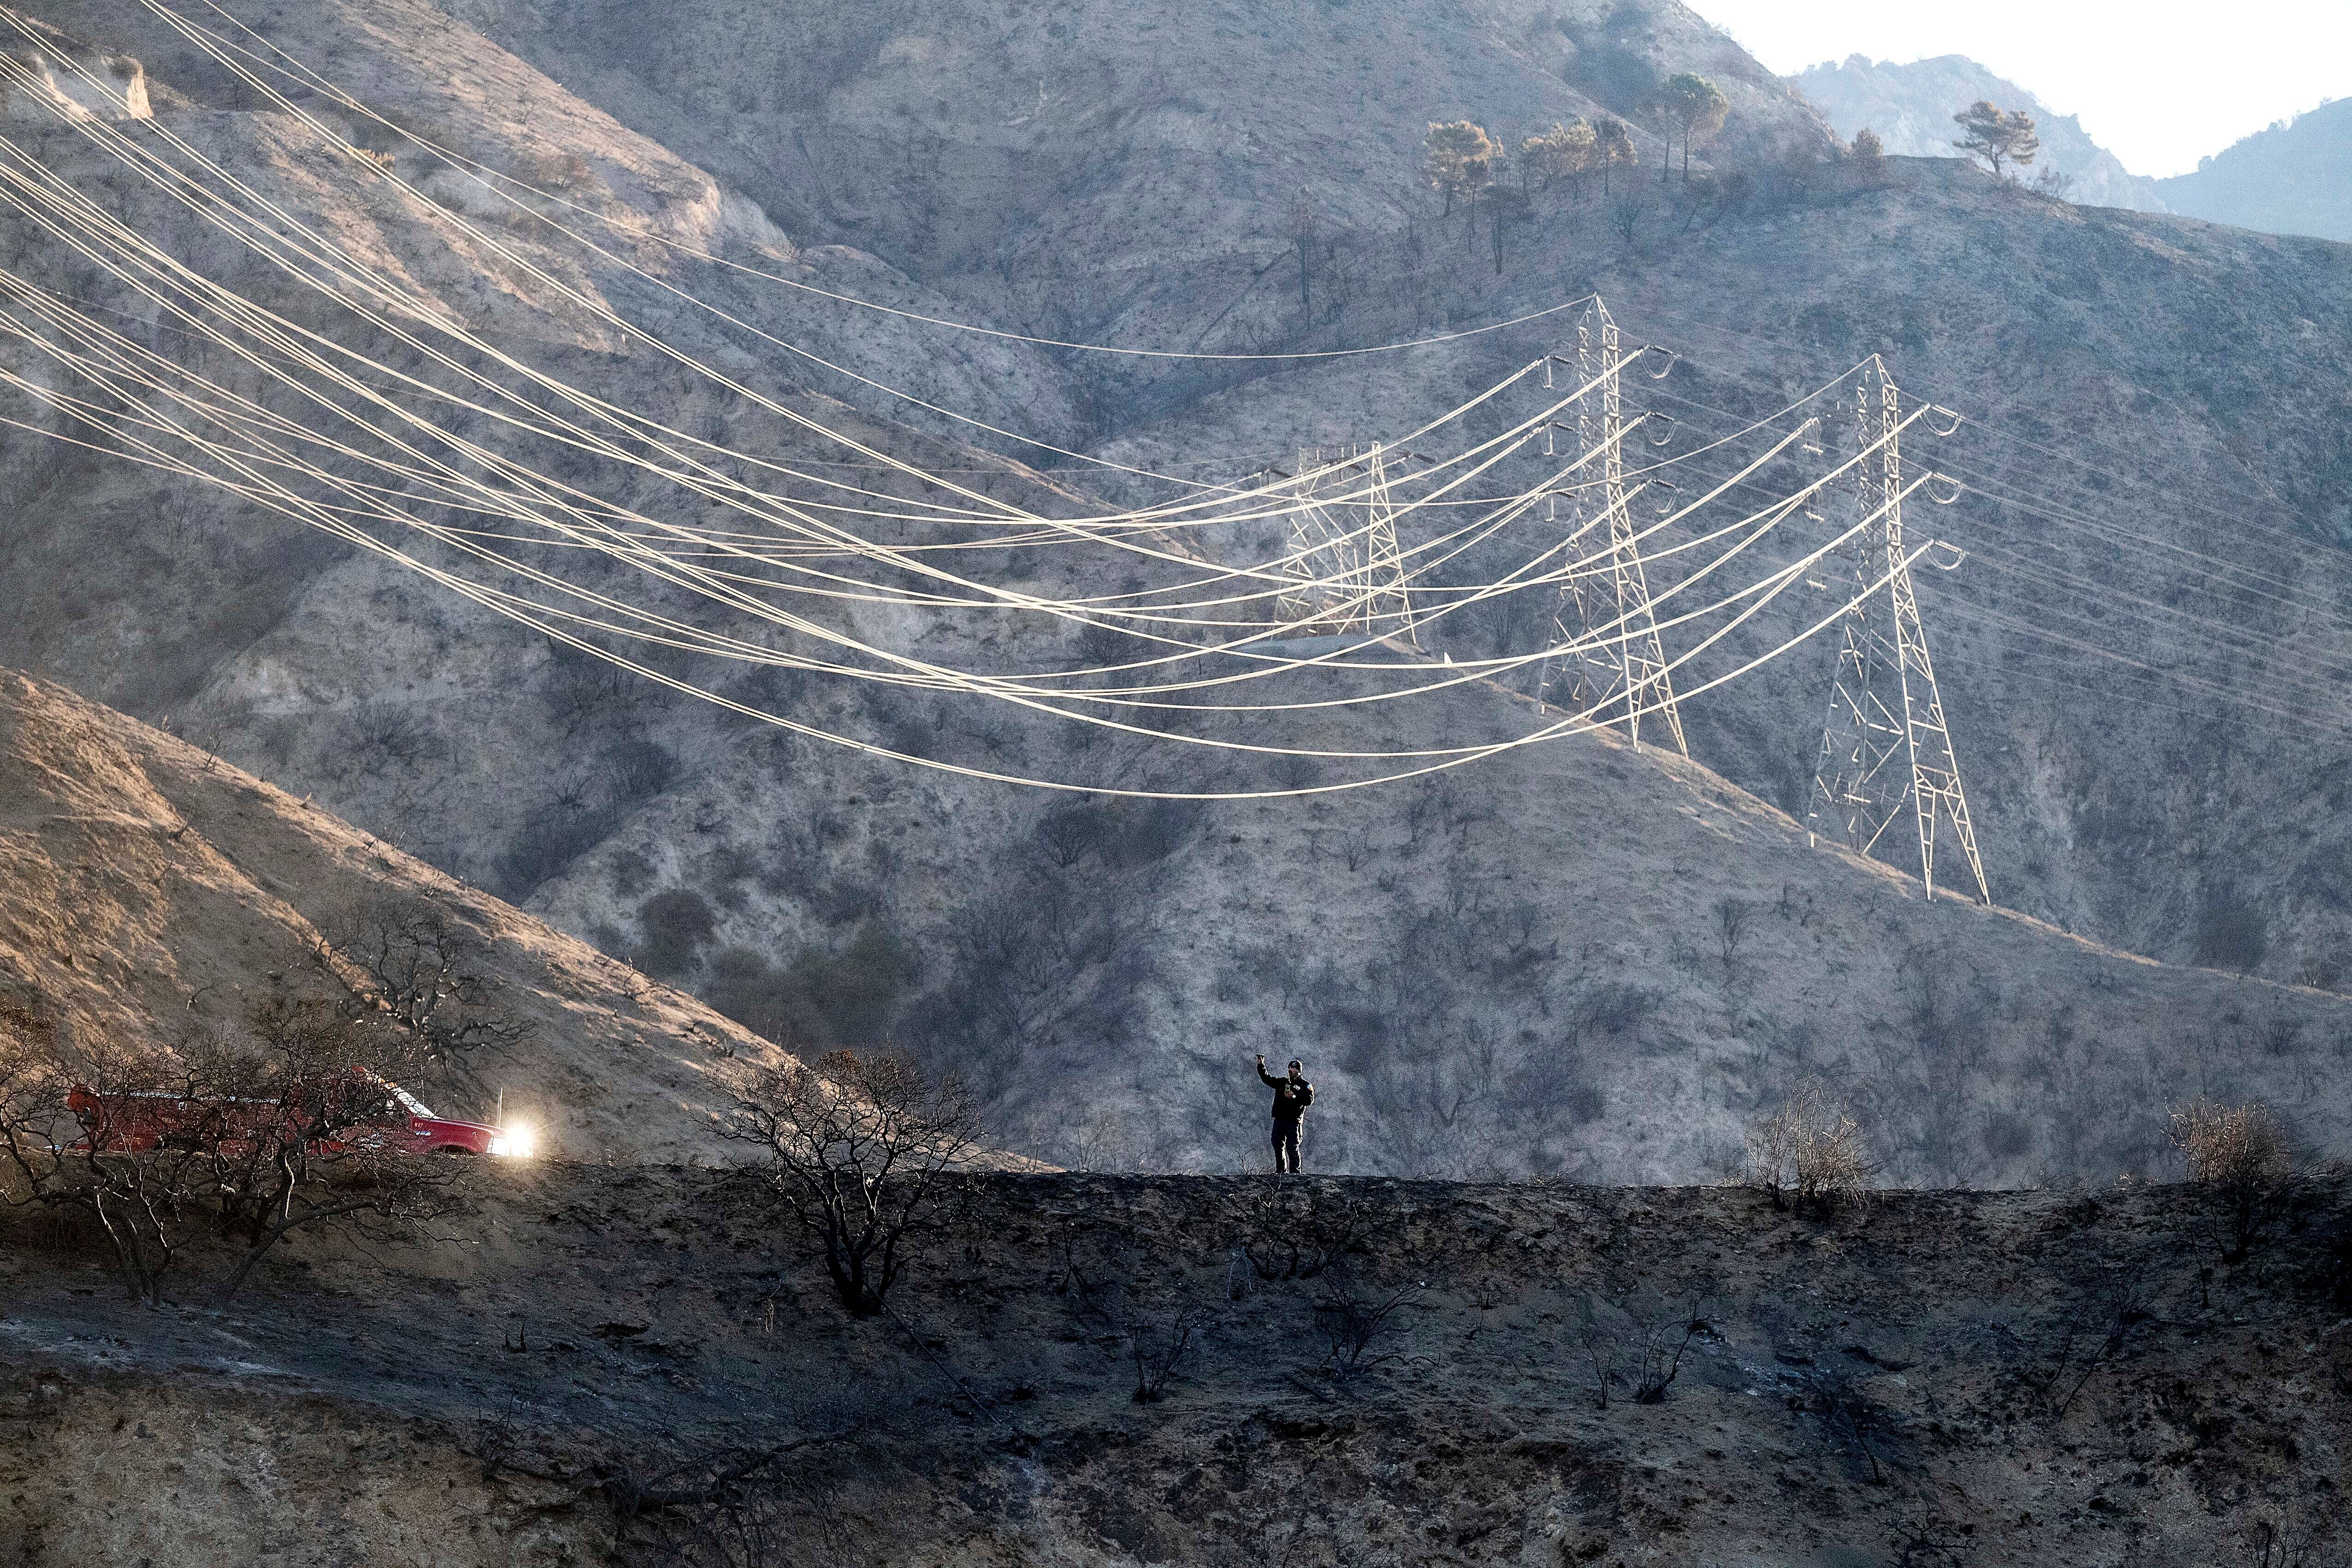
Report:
1695,1,2352,178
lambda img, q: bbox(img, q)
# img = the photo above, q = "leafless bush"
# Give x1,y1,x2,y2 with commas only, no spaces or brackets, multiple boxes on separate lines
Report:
2170,1098,2305,1262
2019,1265,2152,1418
321,894,526,1101
1072,619,1139,667
1312,1265,1423,1382
0,1019,196,1302
513,149,593,190
1050,1229,1204,1404
1575,1283,1714,1407
1034,804,1105,869
1129,1299,1205,1403
1240,1182,1370,1282
1627,1288,1712,1402
0,990,472,1303
540,649,653,739
2238,1499,2342,1568
1049,1108,1146,1173
1574,1292,1621,1409
1580,983,1661,1035
1712,896,1753,962
1271,754,1324,792
719,1050,980,1316
1746,1080,1877,1216
604,739,682,802
343,699,435,772
202,997,473,1301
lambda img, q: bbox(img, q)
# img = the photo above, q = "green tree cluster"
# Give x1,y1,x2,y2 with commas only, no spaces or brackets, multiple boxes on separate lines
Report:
1595,117,1636,194
1650,72,1728,183
1519,119,1598,195
1422,119,1501,217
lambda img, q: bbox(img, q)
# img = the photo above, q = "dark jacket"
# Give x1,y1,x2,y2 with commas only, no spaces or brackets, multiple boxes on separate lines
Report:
1259,1064,1315,1123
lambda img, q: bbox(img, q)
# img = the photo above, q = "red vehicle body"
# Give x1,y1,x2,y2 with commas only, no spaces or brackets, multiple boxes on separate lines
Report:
64,1073,501,1157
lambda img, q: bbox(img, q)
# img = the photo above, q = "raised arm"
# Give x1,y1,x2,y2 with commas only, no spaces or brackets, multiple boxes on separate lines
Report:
1258,1063,1285,1090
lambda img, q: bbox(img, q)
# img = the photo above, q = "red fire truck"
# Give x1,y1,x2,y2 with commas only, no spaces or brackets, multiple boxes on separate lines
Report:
63,1072,527,1157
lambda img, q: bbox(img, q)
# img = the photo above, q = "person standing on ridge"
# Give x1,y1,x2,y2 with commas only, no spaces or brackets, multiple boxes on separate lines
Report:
1256,1053,1314,1174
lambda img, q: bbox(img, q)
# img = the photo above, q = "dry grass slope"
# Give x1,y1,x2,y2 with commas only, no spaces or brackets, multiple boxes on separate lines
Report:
0,668,793,1160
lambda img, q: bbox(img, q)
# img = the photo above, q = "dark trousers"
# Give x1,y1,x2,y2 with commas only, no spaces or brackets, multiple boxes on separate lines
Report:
1271,1118,1302,1173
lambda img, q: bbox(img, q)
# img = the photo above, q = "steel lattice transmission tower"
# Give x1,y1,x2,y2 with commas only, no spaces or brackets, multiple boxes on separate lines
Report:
1275,445,1418,646
1536,299,1686,754
1805,358,1990,904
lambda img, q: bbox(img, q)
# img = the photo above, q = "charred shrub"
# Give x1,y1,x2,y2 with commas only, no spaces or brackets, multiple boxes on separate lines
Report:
1241,1183,1372,1282
1574,1283,1715,1407
637,888,719,979
0,986,471,1305
603,739,680,802
1746,1079,1877,1217
2017,1265,2153,1419
2169,1098,2306,1262
1129,1301,1203,1404
702,927,914,1050
539,644,653,739
1311,1264,1424,1382
719,1050,980,1316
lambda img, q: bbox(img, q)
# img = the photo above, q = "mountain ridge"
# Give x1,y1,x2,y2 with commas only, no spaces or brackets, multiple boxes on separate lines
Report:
0,1,2347,1182
2155,95,2352,242
1793,53,2168,213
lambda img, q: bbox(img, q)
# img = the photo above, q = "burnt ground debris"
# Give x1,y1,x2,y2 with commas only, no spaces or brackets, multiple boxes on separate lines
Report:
2,1169,2348,1564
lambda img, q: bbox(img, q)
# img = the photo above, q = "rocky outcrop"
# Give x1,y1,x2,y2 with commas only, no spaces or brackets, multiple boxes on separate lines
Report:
0,16,149,125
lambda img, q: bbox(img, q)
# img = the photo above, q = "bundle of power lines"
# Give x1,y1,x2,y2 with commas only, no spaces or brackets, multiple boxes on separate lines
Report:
0,0,1985,810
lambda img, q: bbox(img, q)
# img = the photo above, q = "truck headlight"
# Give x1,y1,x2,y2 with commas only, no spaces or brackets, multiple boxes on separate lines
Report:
489,1122,536,1159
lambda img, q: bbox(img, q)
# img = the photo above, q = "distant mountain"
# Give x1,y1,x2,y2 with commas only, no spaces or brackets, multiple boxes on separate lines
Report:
2156,97,2352,242
1796,54,2168,214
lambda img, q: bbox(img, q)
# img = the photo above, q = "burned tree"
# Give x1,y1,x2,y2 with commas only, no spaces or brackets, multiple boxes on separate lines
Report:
319,894,527,1099
2169,1098,2305,1262
0,989,473,1303
1745,1080,1877,1216
0,1015,201,1303
204,996,475,1301
719,1050,981,1316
